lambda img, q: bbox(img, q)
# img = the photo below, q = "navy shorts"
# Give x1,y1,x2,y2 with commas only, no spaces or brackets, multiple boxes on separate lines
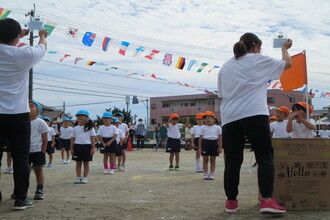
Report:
29,151,46,166
100,137,117,154
193,138,199,151
72,144,93,162
115,144,122,156
60,139,71,151
46,141,55,154
201,139,219,157
166,138,181,153
121,142,128,150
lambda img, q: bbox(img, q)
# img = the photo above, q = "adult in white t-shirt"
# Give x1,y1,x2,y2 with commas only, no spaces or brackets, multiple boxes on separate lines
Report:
0,18,47,209
217,32,292,214
318,124,330,139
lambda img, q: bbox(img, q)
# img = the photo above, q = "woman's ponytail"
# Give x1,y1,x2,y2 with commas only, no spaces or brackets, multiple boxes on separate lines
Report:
233,41,247,59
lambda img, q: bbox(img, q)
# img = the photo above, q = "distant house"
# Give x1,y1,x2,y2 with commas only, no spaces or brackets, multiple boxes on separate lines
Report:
40,103,65,123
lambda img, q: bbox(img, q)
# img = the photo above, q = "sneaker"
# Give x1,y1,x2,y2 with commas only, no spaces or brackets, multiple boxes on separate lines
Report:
80,177,88,184
12,199,34,210
260,198,286,214
66,159,70,164
103,169,108,174
4,167,11,174
117,167,124,172
225,200,238,214
196,167,204,173
169,165,174,171
203,173,209,180
74,177,81,184
47,163,52,167
175,166,180,171
34,190,44,200
209,173,215,180
108,169,115,175
62,159,66,164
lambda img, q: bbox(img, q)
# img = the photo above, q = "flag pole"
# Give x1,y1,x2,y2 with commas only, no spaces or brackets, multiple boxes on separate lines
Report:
303,50,310,120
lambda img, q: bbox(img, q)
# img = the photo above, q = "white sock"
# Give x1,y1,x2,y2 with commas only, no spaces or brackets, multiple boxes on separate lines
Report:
196,158,200,168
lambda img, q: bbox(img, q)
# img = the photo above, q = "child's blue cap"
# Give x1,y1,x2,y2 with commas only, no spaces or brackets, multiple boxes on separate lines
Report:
76,110,90,117
112,117,120,123
43,117,51,122
29,100,43,113
38,115,42,119
62,117,70,122
102,112,113,118
114,112,124,118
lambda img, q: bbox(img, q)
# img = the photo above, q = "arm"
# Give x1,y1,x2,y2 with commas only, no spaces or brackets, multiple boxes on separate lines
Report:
282,39,293,70
109,134,118,145
286,112,297,133
51,135,55,148
165,119,170,128
70,137,75,155
182,117,190,128
98,135,106,147
41,133,48,153
90,136,95,155
218,134,223,154
198,135,203,153
38,29,48,48
191,134,195,148
297,117,316,130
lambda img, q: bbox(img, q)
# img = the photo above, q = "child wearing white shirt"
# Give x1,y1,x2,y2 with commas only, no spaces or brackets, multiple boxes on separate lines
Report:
59,118,73,164
43,117,56,167
270,106,291,138
190,113,205,172
318,124,330,139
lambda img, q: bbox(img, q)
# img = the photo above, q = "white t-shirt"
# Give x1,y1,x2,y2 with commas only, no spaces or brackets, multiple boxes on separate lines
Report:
30,118,49,153
97,125,118,138
167,123,183,139
218,53,285,126
118,123,129,136
270,120,291,138
185,127,191,139
291,119,316,138
190,125,204,138
116,129,125,144
318,130,330,139
0,44,46,114
200,125,222,140
47,127,56,141
71,126,96,144
60,127,73,140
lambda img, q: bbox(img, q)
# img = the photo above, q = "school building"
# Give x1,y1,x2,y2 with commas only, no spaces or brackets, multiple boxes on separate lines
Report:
150,90,306,125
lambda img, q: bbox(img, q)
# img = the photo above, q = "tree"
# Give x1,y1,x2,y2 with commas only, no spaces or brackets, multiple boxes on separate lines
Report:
96,106,133,125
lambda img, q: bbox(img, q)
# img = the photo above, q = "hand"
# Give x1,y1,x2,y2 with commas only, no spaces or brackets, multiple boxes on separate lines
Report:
41,148,46,153
282,39,292,50
20,29,29,38
39,29,48,38
70,148,74,155
198,148,202,154
185,117,190,121
90,148,95,155
124,138,128,144
102,143,107,147
51,143,55,148
218,148,222,154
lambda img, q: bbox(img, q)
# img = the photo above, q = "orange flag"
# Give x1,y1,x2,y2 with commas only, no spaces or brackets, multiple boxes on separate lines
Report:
280,52,307,91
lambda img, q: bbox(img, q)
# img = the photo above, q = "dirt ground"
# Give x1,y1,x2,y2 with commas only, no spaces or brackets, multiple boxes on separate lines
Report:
1,148,330,220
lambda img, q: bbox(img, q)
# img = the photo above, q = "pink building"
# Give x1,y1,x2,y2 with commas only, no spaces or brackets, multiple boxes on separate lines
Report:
150,90,306,124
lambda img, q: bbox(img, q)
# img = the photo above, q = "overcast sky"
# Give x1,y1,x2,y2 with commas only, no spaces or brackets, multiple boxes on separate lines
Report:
3,0,330,121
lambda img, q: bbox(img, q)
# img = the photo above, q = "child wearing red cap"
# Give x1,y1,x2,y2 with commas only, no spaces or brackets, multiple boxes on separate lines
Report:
191,113,205,172
287,102,315,138
270,106,291,138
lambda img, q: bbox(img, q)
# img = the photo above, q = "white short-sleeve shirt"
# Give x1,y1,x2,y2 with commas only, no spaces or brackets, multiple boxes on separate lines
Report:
118,123,129,136
218,53,285,126
190,125,204,138
0,44,46,114
71,126,96,144
47,127,56,141
270,120,291,138
30,118,49,153
318,130,330,139
291,119,316,138
116,129,125,144
97,125,118,138
167,123,183,139
200,125,222,140
60,127,73,140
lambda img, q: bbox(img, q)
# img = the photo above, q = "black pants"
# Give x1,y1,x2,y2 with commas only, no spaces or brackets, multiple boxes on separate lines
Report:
136,135,145,149
0,113,31,201
222,115,274,200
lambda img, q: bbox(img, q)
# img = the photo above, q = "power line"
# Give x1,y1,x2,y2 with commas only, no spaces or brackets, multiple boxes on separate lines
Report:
33,88,124,98
51,101,112,108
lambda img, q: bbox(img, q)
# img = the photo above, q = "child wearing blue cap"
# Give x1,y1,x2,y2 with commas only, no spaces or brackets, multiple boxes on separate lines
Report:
71,110,96,184
43,117,56,167
113,117,125,171
114,112,129,171
59,118,72,164
97,112,118,174
28,101,49,200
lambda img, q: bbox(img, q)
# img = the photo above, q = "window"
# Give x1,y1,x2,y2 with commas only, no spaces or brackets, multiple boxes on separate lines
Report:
151,104,157,109
190,102,196,106
289,97,295,102
184,103,189,107
267,97,275,103
208,100,215,105
151,119,157,124
162,103,169,108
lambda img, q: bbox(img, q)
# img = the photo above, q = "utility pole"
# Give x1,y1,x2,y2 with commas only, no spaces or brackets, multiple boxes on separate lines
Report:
27,4,36,100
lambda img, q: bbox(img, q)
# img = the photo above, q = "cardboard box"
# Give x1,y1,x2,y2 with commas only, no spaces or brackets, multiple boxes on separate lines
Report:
272,138,330,210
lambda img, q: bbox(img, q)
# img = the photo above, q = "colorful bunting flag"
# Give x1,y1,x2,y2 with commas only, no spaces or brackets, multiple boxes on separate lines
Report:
102,37,112,52
126,73,138,76
145,49,160,60
16,43,26,47
66,27,79,38
175,57,185,70
74,57,83,64
133,46,144,57
119,41,130,56
208,65,220,73
86,61,96,66
60,54,71,62
82,32,96,47
151,74,158,79
48,51,58,54
162,53,172,66
94,62,108,66
280,52,307,91
0,8,11,20
43,21,57,36
197,63,208,72
187,60,197,71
